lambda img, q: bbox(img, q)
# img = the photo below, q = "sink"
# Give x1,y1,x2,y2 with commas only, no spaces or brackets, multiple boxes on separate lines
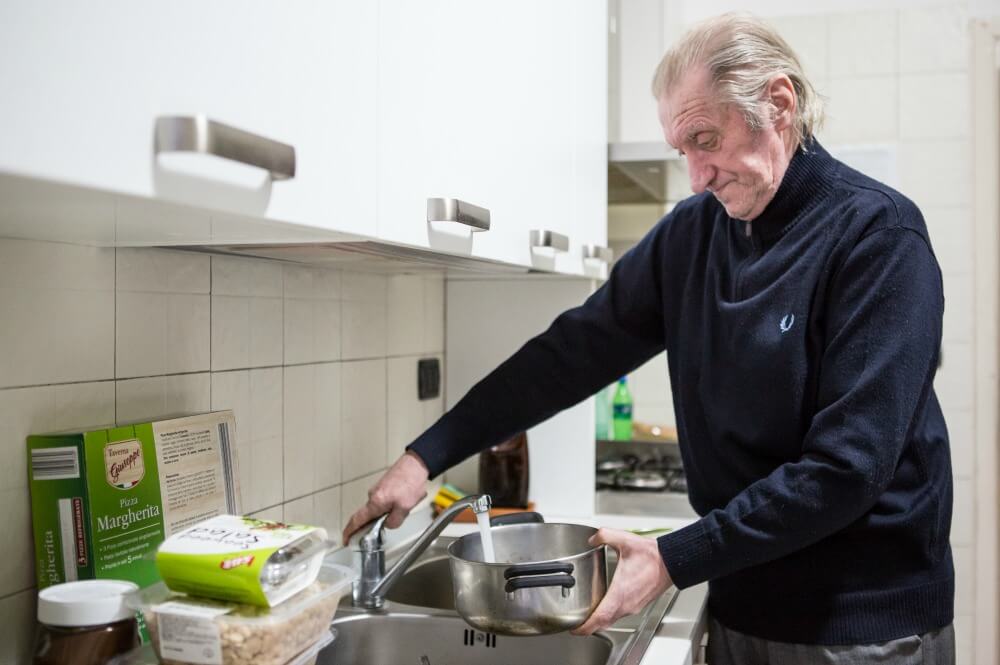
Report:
323,611,625,665
316,535,676,664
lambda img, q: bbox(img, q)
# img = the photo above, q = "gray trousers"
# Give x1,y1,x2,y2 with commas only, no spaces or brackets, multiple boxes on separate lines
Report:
706,617,955,665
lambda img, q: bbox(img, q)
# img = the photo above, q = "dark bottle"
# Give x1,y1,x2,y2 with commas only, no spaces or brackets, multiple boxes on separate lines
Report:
479,432,529,508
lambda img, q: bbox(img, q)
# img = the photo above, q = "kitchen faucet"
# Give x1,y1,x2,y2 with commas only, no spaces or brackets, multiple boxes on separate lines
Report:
352,494,492,609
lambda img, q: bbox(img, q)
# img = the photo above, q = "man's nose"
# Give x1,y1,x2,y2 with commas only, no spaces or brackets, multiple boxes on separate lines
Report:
687,156,714,194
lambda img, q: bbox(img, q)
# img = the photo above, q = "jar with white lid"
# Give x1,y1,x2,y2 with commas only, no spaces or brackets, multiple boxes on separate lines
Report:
33,580,140,665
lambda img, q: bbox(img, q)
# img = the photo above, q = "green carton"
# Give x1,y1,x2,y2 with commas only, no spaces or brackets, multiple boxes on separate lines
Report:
27,411,241,590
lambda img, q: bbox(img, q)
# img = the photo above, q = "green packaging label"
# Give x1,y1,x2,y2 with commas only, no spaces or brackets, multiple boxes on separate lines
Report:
27,412,241,589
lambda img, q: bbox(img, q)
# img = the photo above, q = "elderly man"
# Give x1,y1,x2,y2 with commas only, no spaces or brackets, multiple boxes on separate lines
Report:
344,13,955,663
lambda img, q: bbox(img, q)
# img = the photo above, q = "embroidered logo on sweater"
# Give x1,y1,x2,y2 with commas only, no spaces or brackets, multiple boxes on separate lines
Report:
779,314,795,334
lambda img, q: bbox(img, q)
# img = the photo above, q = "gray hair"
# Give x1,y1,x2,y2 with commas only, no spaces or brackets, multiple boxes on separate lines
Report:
651,12,825,147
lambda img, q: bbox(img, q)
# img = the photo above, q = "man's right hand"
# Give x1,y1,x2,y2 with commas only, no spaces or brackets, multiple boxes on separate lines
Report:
341,451,431,545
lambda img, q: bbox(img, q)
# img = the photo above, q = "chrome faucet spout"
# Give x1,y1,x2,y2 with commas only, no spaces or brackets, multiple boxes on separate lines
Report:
352,494,492,609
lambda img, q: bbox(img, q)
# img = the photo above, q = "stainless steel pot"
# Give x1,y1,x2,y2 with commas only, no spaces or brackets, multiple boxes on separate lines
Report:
447,520,607,636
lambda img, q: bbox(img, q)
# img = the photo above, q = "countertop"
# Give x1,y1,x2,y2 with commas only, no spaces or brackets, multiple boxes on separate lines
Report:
438,512,707,665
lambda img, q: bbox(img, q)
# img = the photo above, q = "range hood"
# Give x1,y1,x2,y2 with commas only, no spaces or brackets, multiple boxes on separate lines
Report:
607,141,682,205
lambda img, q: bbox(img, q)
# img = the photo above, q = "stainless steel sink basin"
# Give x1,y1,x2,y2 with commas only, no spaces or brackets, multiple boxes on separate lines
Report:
316,535,676,664
323,611,624,665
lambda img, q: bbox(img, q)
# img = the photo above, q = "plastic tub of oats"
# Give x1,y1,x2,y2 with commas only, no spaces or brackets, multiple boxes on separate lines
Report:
129,563,353,665
156,515,333,607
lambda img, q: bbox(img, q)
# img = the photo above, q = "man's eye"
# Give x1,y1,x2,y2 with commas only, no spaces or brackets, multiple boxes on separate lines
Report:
696,133,717,149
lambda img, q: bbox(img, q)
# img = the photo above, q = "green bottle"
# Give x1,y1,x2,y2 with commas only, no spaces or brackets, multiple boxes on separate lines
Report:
612,377,633,441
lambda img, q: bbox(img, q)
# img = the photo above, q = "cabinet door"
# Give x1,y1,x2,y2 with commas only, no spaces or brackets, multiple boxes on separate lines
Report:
571,0,611,278
378,0,603,270
0,1,376,237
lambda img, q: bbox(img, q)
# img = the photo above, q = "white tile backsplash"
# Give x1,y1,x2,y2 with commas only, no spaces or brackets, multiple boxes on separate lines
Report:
387,355,445,464
387,276,425,356
953,544,974,616
898,4,968,75
0,588,36,665
829,9,898,78
117,292,210,377
948,408,973,479
343,300,387,360
951,476,974,546
825,77,898,143
936,341,973,413
212,255,283,298
0,287,114,389
211,368,284,513
0,239,114,291
211,295,283,371
116,248,210,295
284,298,341,365
282,363,342,500
341,359,387,481
898,140,971,211
423,275,446,353
116,372,211,423
314,486,342,546
925,207,974,277
767,14,829,81
942,272,974,344
899,73,970,140
387,275,446,356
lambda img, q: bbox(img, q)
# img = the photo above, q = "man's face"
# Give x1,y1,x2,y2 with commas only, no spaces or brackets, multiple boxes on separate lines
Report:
658,68,787,221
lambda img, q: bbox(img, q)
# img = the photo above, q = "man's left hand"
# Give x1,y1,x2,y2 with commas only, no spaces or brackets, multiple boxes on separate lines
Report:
570,528,674,635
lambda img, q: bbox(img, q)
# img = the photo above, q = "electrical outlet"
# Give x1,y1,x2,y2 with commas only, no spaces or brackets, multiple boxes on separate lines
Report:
418,358,441,400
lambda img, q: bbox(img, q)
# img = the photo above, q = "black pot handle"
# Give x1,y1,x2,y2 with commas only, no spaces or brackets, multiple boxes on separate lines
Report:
504,574,576,593
503,562,574,579
490,511,544,527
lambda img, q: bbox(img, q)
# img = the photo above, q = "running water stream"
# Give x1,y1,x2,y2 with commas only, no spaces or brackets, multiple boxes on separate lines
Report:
476,510,496,563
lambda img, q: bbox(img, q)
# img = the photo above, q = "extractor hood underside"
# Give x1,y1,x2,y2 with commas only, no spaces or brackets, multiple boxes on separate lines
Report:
608,142,683,205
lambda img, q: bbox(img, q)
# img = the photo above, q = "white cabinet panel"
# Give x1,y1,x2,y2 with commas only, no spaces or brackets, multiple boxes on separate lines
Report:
0,1,376,235
378,1,607,272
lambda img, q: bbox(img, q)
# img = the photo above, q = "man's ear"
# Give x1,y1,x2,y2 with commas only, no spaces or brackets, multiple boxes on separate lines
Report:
768,74,796,132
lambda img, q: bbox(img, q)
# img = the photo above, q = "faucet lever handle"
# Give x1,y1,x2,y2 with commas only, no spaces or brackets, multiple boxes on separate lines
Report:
358,513,390,552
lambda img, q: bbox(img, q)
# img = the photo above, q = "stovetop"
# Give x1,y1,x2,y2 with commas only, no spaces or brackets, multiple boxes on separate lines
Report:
596,448,687,494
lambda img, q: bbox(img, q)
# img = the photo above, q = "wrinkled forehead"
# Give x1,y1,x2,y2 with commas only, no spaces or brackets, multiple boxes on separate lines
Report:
657,68,724,143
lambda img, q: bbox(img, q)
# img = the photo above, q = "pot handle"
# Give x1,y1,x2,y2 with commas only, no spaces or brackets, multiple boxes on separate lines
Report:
504,574,576,593
503,562,574,579
490,512,545,527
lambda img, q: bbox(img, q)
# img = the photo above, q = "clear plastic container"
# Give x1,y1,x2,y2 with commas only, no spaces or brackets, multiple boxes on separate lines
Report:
108,628,336,665
128,563,353,665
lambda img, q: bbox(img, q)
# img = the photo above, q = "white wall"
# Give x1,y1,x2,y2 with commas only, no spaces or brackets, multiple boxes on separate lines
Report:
611,2,988,662
0,239,445,663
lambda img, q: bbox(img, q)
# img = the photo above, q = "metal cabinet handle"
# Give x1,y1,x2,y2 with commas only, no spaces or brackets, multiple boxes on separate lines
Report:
426,198,491,231
154,115,296,181
583,244,613,264
529,230,569,253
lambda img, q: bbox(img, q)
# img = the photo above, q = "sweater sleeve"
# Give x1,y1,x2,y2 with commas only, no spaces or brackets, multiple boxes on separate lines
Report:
658,224,944,588
406,219,671,477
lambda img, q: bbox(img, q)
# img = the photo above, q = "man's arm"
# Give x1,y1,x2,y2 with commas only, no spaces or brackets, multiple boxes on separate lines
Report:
342,216,672,542
657,224,944,588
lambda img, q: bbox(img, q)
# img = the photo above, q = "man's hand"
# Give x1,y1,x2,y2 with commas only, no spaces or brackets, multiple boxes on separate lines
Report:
341,451,430,545
570,528,673,635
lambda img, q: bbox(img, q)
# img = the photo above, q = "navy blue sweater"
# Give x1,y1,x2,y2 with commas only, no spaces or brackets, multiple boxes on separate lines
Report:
409,141,953,645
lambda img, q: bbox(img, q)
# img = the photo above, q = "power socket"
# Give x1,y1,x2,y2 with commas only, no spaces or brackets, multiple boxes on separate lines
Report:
418,358,441,401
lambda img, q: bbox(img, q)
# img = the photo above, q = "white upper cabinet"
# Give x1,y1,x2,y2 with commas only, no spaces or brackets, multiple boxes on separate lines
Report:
377,0,608,272
0,1,377,237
